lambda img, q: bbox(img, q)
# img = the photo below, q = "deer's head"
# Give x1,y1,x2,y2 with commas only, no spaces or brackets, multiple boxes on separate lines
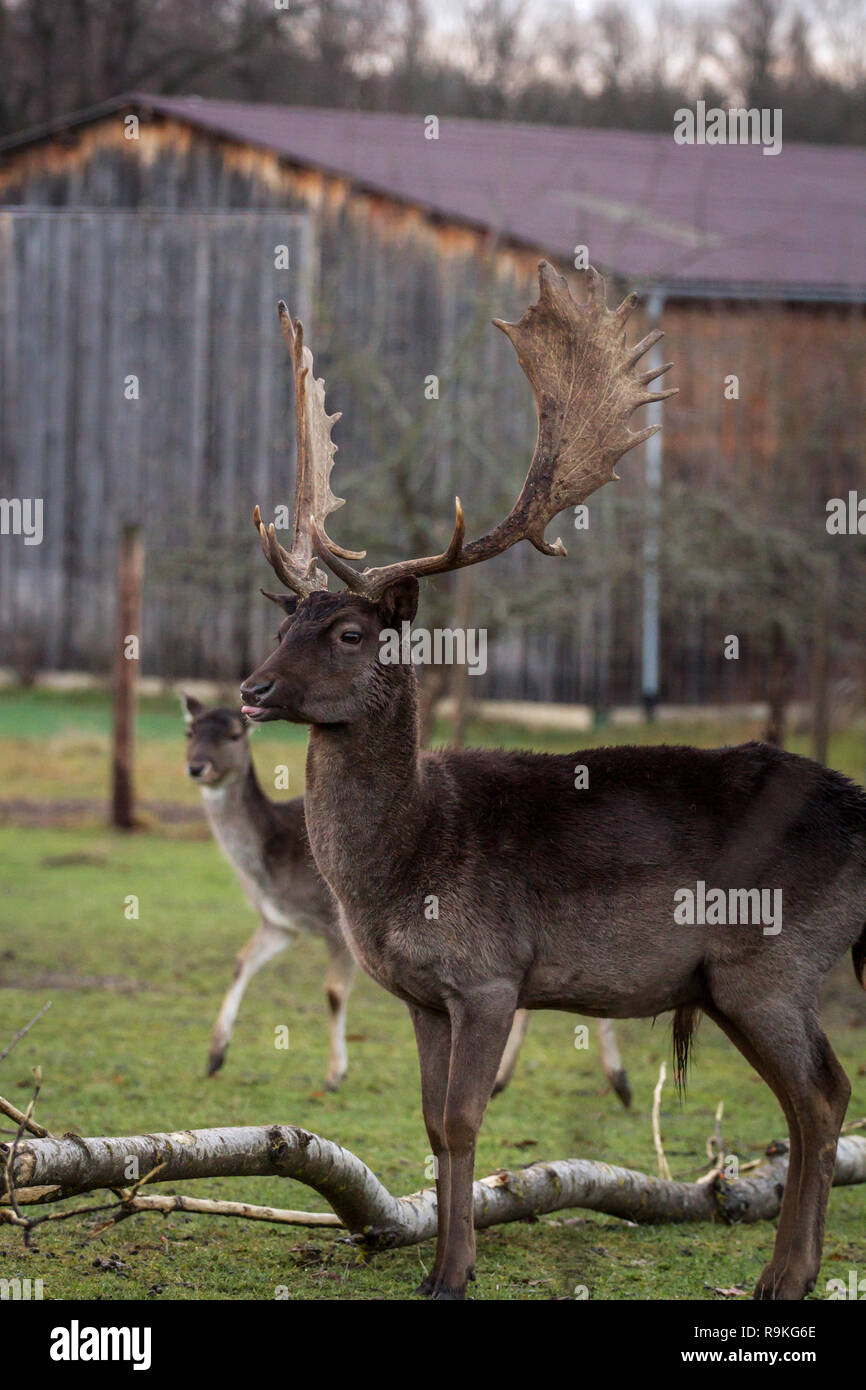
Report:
183,696,251,784
241,581,418,726
242,263,676,728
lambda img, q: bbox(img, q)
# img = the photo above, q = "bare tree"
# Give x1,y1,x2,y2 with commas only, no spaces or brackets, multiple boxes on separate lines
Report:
726,0,782,106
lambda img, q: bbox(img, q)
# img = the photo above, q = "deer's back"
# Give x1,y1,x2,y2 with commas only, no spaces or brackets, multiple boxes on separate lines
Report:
423,739,866,882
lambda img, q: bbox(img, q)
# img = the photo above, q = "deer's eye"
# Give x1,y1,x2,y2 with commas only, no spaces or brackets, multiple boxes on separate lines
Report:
339,630,363,645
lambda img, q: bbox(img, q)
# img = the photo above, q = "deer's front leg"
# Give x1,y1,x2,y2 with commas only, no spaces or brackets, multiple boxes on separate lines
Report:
434,986,519,1300
408,1003,452,1296
207,918,289,1075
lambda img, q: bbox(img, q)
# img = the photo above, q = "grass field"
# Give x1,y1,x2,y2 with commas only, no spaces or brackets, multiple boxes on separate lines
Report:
1,688,865,1300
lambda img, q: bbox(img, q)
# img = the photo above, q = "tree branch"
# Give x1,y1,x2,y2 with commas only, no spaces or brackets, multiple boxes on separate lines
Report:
3,1120,865,1246
0,1002,51,1067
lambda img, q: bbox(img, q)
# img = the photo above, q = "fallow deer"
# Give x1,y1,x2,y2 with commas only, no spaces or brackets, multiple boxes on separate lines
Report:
183,696,355,1089
184,696,628,1101
241,263,866,1300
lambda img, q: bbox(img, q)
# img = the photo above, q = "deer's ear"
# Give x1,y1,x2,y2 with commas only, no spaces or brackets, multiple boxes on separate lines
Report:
260,589,299,617
182,692,203,724
377,576,419,627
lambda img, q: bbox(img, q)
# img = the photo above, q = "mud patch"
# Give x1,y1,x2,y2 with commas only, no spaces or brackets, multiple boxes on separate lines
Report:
0,970,148,994
0,799,205,830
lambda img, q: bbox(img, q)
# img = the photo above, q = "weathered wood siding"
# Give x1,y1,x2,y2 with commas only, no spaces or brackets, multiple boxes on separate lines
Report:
0,207,313,679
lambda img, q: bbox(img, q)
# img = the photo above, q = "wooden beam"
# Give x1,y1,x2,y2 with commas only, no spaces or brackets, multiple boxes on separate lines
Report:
110,523,144,830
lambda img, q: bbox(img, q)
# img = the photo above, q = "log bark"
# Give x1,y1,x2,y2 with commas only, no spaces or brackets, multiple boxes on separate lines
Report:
4,1124,866,1245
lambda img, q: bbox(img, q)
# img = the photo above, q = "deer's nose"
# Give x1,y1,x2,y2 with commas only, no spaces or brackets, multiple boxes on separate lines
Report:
188,763,206,778
240,679,274,701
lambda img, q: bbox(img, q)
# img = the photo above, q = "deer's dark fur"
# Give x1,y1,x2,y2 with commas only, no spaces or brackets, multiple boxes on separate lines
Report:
241,262,866,1300
242,582,866,1300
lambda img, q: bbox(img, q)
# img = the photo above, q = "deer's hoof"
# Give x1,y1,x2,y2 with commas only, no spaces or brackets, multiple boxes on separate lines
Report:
753,1263,812,1301
206,1052,225,1077
431,1286,467,1300
323,1072,346,1092
611,1070,632,1109
413,1274,438,1297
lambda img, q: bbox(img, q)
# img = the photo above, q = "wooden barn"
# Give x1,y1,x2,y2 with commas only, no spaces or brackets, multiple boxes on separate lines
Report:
1,96,864,708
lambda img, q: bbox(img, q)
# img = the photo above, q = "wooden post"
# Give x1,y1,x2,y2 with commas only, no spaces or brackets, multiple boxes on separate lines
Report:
111,523,144,830
450,569,476,748
764,619,793,748
812,559,835,767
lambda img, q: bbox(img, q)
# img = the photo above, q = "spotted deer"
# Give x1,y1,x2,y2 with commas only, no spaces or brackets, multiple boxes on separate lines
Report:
184,695,628,1102
241,262,866,1300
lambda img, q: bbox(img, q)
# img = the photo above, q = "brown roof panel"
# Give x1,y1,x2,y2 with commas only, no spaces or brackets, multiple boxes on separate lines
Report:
7,95,866,297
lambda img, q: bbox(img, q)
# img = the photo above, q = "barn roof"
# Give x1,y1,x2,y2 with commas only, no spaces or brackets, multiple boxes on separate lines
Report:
2,94,864,301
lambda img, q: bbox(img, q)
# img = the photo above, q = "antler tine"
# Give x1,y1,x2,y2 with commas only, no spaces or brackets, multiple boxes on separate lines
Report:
613,291,639,326
638,360,674,386
253,303,364,598
252,506,304,591
310,498,467,597
311,260,677,601
625,327,665,369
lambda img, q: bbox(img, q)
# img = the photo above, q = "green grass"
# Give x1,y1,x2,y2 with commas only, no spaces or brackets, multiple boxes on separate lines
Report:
1,689,865,1300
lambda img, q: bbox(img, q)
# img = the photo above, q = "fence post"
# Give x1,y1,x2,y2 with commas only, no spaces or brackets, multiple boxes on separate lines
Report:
812,559,835,767
111,523,144,830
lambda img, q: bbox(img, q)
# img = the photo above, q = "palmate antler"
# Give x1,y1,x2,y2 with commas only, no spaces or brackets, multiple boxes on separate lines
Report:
253,303,364,597
257,262,675,602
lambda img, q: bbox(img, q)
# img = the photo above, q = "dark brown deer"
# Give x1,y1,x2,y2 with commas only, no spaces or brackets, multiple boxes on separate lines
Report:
183,696,628,1100
241,263,866,1300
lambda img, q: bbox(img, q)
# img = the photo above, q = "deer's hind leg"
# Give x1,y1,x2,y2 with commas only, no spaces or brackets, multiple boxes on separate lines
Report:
323,946,356,1091
597,1017,632,1108
706,991,850,1300
492,1008,529,1095
208,918,290,1075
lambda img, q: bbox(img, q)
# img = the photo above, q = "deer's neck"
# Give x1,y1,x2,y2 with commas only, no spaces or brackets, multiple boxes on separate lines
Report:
200,763,274,875
200,761,261,815
304,669,424,907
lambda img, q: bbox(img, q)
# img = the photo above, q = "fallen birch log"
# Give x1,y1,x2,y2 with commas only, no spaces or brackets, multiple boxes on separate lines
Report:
3,1124,866,1245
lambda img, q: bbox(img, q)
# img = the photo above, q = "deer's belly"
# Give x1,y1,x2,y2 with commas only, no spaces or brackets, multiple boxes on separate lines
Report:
520,945,704,1017
519,973,701,1017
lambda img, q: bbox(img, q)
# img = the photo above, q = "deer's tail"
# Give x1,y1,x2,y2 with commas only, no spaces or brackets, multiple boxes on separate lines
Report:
853,920,866,990
672,1005,701,1098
